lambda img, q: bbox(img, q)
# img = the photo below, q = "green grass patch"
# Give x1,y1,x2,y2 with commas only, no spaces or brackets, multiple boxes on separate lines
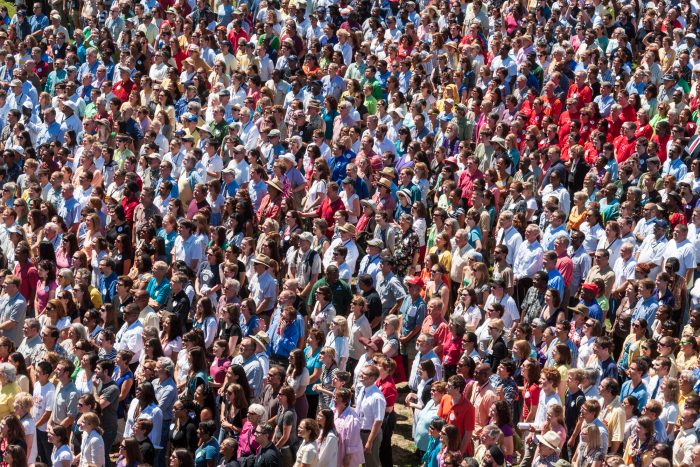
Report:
0,1,15,17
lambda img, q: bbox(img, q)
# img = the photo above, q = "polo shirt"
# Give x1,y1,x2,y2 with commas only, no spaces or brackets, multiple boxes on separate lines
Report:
438,395,475,448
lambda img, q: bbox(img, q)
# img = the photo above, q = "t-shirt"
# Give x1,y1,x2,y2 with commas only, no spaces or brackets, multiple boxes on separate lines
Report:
51,444,73,467
20,414,37,463
32,381,55,431
295,440,318,465
98,381,120,433
275,408,298,448
194,437,219,467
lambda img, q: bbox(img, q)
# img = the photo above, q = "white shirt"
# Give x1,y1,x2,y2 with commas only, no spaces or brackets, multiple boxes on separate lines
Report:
32,380,55,431
613,256,637,288
533,391,562,429
355,383,386,430
115,320,143,364
663,238,696,278
322,237,360,272
484,294,519,329
495,226,522,266
513,240,544,279
79,429,105,467
637,235,668,280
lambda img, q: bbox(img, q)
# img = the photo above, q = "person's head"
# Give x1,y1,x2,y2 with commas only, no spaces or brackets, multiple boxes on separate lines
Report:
253,423,274,446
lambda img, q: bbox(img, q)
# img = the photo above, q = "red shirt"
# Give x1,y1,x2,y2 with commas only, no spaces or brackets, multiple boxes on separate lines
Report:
438,394,476,454
442,333,463,366
317,196,345,237
13,261,38,304
614,135,637,164
635,123,653,140
121,196,139,224
542,95,562,122
620,104,637,124
652,133,671,163
556,256,573,287
113,79,136,102
567,84,593,106
457,168,484,200
227,28,249,54
522,383,541,421
376,376,398,408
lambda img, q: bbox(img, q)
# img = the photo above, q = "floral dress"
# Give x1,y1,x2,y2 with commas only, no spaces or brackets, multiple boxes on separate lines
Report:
394,228,419,277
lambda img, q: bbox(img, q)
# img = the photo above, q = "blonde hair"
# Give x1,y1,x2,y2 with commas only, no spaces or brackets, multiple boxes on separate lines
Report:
321,346,336,360
13,393,33,412
332,316,349,337
583,423,602,452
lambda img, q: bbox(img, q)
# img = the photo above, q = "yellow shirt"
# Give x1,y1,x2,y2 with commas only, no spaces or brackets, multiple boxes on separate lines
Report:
0,382,20,419
601,397,626,443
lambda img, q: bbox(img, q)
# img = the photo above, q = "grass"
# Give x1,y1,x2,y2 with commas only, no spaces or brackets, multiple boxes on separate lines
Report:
0,1,14,17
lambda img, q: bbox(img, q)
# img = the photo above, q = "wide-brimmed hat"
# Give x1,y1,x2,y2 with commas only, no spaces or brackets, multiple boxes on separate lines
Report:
378,178,392,189
358,335,384,351
568,304,589,316
251,331,270,349
253,254,271,267
339,223,356,236
266,178,284,193
366,238,384,249
360,199,377,212
536,431,562,451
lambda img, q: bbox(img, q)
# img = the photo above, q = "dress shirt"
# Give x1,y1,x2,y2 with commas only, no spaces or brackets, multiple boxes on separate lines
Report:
513,240,544,280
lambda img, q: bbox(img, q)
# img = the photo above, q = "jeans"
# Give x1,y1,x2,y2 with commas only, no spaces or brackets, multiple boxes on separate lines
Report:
36,429,51,464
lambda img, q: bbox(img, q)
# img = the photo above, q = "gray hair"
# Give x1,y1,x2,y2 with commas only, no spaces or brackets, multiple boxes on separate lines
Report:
583,368,600,384
247,403,266,418
157,357,175,376
70,323,88,341
224,278,240,295
25,318,40,331
0,363,16,383
419,333,434,347
681,370,698,387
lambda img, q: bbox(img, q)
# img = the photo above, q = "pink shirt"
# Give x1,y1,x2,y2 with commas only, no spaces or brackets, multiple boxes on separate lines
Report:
334,406,364,467
209,356,231,384
35,280,57,315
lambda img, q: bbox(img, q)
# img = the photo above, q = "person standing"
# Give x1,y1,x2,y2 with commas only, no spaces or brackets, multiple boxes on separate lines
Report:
355,365,385,467
93,359,120,467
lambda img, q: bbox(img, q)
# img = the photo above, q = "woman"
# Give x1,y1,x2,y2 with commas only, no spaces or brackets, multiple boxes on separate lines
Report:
124,383,163,445
49,425,73,467
192,298,218,350
486,319,508,373
618,318,648,374
0,364,20,419
572,424,604,467
394,213,420,277
75,352,98,396
116,438,142,467
654,377,678,439
170,449,194,467
612,282,639,358
325,317,350,372
540,289,564,328
578,318,602,369
170,400,198,452
677,336,699,372
314,347,339,411
208,340,230,388
3,444,27,467
426,263,450,314
310,287,336,336
70,394,98,455
160,312,183,361
422,418,446,467
316,408,338,467
239,299,260,337
34,260,57,315
12,394,34,465
488,400,514,462
112,350,135,421
273,385,298,467
436,424,461,467
237,403,264,459
623,396,642,441
622,416,655,467
520,359,541,424
551,343,571,400
347,296,371,376
333,388,362,467
196,247,222,306
38,299,71,337
295,419,319,467
76,412,105,467
7,355,28,395
194,421,218,467
220,383,248,441
186,347,209,400
454,288,481,332
286,349,310,422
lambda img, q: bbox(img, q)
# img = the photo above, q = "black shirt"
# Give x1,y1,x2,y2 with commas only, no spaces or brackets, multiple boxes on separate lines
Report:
138,437,155,465
170,290,191,331
361,288,383,332
253,443,281,467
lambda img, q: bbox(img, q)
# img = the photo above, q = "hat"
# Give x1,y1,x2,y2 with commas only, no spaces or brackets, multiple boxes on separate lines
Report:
490,278,506,289
366,238,384,249
391,108,406,119
653,219,669,229
174,129,186,137
222,167,235,175
118,65,130,74
444,157,459,168
568,303,589,316
491,136,507,149
663,73,676,81
360,199,377,212
185,113,198,122
166,6,177,13
218,89,230,97
467,250,483,262
405,276,425,288
339,223,356,236
234,144,245,152
9,79,21,87
17,10,26,17
299,232,313,243
253,254,271,267
581,283,599,295
266,178,284,193
280,153,296,165
251,331,270,349
687,33,697,40
438,114,453,122
62,100,77,112
358,335,384,351
445,98,455,106
308,99,322,109
397,188,412,200
269,129,281,138
552,461,572,467
381,167,396,178
197,125,211,134
181,135,195,142
378,178,392,189
536,431,563,452
6,225,21,235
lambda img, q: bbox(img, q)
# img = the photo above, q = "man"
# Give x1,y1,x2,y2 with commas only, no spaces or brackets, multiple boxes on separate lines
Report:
636,219,669,279
97,258,118,304
620,358,649,412
358,274,383,331
356,364,386,467
541,209,569,251
674,408,698,466
513,225,544,304
632,278,658,324
115,304,143,366
547,321,579,368
172,219,203,271
307,265,353,317
470,363,497,438
0,275,27,344
49,359,78,429
133,289,159,330
322,223,360,272
663,223,696,283
572,399,609,454
408,334,443,395
357,238,383,287
251,423,281,467
93,359,120,462
375,254,406,317
599,377,626,453
569,231,592,301
232,337,263,399
249,255,278,318
438,375,475,455
17,319,41,365
484,279,519,331
153,358,177,467
543,251,565,298
57,184,81,232
644,399,668,443
32,359,54,463
450,229,472,300
520,272,548,324
611,242,637,300
578,284,604,322
261,365,284,425
399,276,427,372
218,437,239,467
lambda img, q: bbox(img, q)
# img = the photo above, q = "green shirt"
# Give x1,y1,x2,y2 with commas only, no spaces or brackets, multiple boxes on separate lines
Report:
307,277,352,316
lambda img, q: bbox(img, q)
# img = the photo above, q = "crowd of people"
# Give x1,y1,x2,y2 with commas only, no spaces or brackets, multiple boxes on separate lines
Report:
1,0,700,465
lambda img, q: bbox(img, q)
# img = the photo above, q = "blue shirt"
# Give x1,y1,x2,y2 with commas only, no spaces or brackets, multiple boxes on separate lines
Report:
98,272,118,304
269,316,301,358
399,296,426,337
194,437,219,467
620,380,648,412
146,276,172,306
58,196,82,227
547,269,565,298
582,298,604,322
632,296,658,325
329,151,353,183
